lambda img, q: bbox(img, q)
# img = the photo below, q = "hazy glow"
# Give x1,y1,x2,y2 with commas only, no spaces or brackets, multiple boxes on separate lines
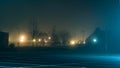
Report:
70,40,76,45
93,38,97,43
19,35,25,43
38,39,42,42
48,37,51,40
33,39,36,42
83,41,86,44
44,39,48,43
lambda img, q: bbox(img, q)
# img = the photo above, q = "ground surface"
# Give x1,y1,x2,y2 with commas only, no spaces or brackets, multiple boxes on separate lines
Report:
0,50,120,68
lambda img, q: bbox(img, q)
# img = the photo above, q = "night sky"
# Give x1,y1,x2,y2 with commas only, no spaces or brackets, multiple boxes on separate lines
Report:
0,0,119,42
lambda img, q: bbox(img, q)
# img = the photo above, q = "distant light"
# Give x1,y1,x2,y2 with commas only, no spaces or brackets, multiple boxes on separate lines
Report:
83,40,86,44
38,39,42,42
93,38,97,43
70,40,76,45
20,39,24,42
44,39,48,43
33,39,36,42
19,35,25,43
48,37,51,40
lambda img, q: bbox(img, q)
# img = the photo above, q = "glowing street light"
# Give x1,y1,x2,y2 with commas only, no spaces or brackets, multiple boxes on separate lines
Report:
19,35,25,43
38,38,42,42
93,38,97,43
44,39,48,43
32,39,36,42
70,40,76,45
48,36,51,40
83,41,86,44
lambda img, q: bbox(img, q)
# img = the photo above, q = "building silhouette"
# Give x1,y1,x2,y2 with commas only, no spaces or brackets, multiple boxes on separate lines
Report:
86,28,106,49
0,31,9,48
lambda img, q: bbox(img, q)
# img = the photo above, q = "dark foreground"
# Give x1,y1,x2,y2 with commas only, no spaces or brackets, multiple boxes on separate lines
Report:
0,52,120,68
0,46,120,68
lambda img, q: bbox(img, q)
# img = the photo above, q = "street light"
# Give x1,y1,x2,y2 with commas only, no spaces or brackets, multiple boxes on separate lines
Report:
44,39,48,43
32,39,36,42
38,38,42,42
93,38,97,43
70,40,76,45
19,35,25,43
48,36,51,40
83,41,86,44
